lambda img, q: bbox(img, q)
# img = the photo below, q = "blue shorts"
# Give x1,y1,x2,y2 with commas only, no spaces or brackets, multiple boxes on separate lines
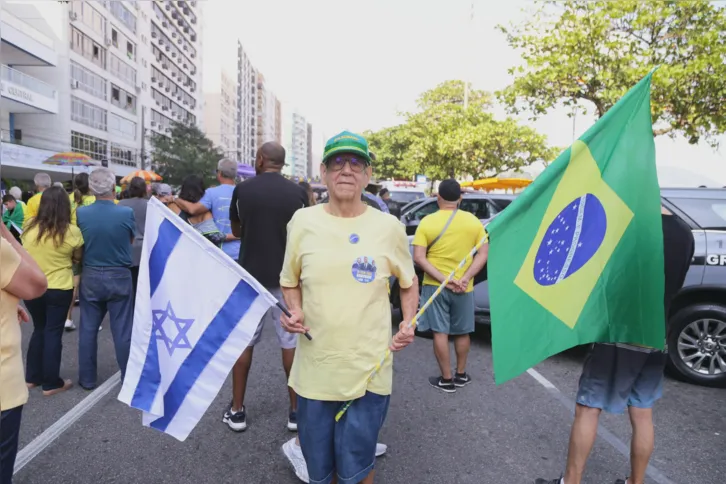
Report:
576,343,666,414
297,391,390,484
417,285,475,335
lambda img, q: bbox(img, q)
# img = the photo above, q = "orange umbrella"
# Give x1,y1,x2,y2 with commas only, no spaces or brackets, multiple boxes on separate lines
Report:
121,170,162,184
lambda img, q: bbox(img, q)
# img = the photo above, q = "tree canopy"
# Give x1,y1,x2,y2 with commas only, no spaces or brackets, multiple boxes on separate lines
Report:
366,80,558,181
150,122,224,187
498,0,726,146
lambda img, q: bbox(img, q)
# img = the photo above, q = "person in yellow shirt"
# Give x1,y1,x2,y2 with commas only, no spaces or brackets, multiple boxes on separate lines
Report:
0,221,47,483
23,172,52,227
280,131,419,484
412,179,489,393
21,186,84,395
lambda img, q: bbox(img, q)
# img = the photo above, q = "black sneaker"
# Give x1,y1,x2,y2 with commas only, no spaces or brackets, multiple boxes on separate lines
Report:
534,479,561,484
222,404,247,432
453,372,472,387
428,376,456,393
287,410,297,432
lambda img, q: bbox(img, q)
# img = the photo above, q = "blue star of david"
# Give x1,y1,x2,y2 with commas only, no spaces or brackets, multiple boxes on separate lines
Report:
152,301,194,356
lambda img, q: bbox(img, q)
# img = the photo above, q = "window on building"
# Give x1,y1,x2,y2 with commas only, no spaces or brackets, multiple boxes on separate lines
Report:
110,142,138,167
127,41,134,59
71,61,107,101
112,29,118,47
72,131,108,163
109,1,136,33
112,86,120,101
109,113,136,139
71,96,107,131
110,54,136,86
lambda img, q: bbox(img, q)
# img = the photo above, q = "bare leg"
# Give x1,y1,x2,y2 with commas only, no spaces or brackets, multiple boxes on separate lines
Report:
282,348,297,411
232,346,254,411
563,404,601,484
628,406,655,484
360,470,375,484
432,332,452,380
67,276,80,321
453,334,470,374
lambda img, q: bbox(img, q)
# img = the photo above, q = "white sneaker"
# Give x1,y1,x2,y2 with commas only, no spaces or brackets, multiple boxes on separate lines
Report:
375,443,387,457
64,320,76,331
98,325,102,332
282,438,309,483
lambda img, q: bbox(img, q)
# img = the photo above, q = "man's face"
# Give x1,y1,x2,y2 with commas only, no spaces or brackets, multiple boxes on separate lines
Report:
3,200,16,211
381,193,391,201
321,154,371,202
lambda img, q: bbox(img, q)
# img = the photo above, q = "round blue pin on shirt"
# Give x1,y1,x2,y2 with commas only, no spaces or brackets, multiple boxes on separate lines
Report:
349,234,359,244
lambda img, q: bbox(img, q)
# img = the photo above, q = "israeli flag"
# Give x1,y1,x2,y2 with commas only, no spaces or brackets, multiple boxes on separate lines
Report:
118,197,275,441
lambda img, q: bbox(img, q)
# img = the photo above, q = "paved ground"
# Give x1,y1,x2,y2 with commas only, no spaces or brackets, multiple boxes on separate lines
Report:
13,306,726,484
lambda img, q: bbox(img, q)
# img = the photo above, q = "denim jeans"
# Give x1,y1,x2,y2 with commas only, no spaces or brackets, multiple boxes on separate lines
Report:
78,266,133,389
25,289,74,391
0,405,22,484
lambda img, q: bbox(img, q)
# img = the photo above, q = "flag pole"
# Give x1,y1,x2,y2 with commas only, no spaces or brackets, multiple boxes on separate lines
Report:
335,228,490,421
276,302,312,341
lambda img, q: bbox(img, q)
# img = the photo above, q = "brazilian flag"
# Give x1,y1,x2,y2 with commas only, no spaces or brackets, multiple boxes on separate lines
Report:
487,72,664,384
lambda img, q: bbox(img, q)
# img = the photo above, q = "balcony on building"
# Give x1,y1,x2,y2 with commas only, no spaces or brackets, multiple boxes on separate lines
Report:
1,65,58,114
1,9,58,66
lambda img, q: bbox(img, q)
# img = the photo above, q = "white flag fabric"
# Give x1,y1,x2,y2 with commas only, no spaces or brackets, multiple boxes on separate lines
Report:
118,197,275,441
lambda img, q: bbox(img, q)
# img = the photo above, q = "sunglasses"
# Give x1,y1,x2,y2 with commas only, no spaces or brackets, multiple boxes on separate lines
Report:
325,155,369,173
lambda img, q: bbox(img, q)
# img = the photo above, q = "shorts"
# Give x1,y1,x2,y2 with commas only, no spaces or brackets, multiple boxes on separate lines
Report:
297,391,390,484
576,343,667,414
248,287,297,349
417,285,475,335
72,263,82,277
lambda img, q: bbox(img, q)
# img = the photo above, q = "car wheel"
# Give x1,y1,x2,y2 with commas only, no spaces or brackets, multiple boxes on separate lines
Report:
667,304,726,387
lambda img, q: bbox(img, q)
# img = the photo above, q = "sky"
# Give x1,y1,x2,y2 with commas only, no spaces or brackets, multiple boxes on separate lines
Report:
204,0,725,186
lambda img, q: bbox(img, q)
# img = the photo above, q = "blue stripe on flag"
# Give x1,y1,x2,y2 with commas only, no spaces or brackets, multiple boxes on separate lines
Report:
150,280,259,432
130,219,182,411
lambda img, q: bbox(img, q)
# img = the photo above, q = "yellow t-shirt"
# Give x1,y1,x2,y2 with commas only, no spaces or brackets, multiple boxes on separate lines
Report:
0,238,28,410
70,194,96,225
21,225,84,290
412,209,486,292
281,205,416,401
22,192,42,228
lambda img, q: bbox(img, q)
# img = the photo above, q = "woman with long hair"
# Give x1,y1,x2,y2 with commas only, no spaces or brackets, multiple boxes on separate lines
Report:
169,175,225,247
119,177,148,300
21,186,83,395
65,173,94,331
299,181,317,206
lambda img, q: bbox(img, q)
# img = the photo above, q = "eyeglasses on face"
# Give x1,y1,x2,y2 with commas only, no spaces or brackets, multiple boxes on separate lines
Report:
325,155,368,173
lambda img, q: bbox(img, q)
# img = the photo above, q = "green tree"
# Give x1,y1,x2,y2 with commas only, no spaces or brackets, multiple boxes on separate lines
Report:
364,125,415,180
150,121,224,187
498,0,726,146
402,81,558,179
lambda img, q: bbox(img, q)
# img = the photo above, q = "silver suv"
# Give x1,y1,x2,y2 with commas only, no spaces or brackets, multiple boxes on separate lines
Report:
391,188,726,387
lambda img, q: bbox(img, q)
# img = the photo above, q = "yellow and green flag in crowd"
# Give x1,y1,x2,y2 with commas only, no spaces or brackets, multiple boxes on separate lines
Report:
487,71,664,385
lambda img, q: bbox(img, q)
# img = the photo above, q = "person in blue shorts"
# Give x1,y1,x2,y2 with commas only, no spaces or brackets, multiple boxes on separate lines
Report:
536,206,695,484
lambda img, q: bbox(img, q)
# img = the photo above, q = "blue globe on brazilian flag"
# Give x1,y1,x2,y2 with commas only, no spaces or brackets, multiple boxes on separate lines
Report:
487,71,665,385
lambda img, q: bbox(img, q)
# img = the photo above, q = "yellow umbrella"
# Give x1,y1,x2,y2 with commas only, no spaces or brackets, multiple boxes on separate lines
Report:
120,170,163,185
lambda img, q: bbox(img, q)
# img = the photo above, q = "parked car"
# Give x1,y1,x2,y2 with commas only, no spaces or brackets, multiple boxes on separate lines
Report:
391,187,726,387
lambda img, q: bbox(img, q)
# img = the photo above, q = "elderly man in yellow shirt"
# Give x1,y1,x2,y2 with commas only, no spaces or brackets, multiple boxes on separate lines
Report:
279,132,419,484
23,172,52,227
0,223,47,482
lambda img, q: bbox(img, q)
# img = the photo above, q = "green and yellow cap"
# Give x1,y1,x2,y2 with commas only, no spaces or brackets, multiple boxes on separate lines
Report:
322,131,372,165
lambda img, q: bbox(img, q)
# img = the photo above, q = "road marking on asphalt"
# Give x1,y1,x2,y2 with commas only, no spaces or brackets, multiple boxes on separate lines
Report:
14,372,121,475
525,368,676,484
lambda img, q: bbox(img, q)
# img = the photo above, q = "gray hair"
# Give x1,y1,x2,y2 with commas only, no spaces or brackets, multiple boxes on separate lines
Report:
34,172,51,189
9,187,22,200
217,158,237,180
53,182,64,188
89,167,117,197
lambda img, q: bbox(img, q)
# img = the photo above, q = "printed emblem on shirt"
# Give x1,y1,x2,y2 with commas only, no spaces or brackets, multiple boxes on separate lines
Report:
351,256,377,283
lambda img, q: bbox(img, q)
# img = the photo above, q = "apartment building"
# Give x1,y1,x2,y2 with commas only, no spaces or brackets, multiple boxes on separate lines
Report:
283,110,308,179
237,42,256,165
202,29,238,160
256,71,280,149
0,1,204,182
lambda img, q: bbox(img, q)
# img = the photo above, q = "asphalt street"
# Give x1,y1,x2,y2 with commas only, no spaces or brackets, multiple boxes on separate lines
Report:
12,306,726,484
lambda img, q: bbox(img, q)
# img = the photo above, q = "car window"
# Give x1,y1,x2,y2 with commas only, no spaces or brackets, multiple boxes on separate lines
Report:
459,199,490,220
389,191,426,203
669,198,726,230
411,201,439,221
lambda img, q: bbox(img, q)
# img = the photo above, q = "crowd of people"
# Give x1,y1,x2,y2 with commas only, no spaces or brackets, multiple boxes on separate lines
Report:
0,129,695,484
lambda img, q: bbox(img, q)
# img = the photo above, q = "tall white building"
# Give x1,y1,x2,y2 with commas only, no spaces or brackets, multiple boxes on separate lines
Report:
0,0,204,181
237,42,256,165
202,30,237,159
256,71,280,148
283,109,308,179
